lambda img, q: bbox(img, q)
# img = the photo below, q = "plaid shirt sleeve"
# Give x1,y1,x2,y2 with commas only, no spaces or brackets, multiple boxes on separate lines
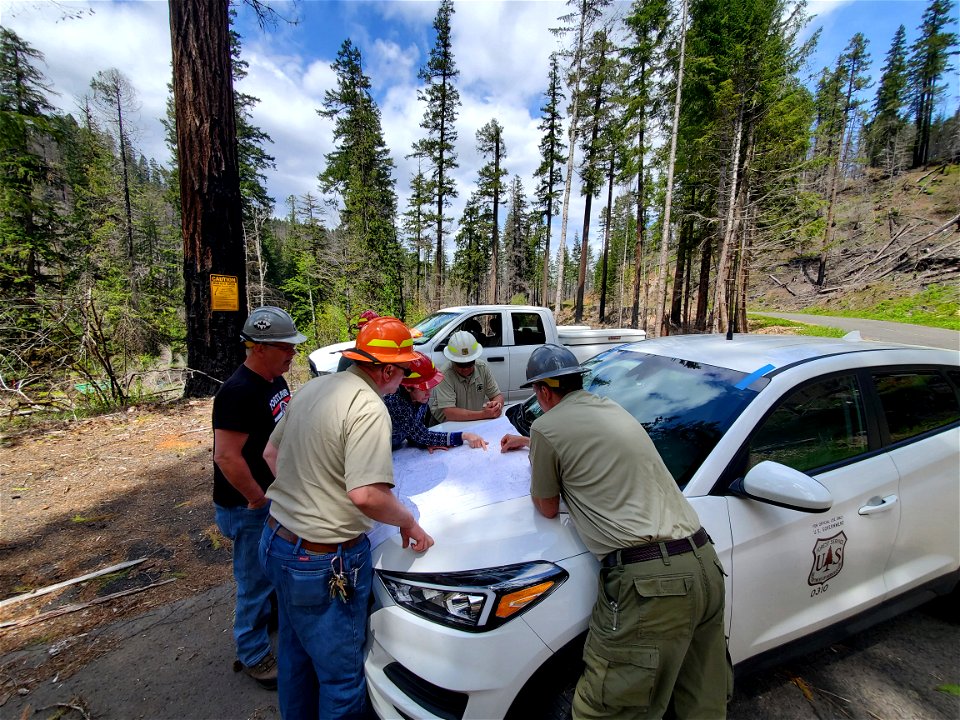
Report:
385,391,462,449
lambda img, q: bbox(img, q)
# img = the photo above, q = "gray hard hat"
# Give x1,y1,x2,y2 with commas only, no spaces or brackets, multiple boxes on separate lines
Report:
521,344,586,388
241,306,307,344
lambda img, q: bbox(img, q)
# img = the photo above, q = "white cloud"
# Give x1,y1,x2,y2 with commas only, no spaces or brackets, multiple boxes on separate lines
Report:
2,0,172,166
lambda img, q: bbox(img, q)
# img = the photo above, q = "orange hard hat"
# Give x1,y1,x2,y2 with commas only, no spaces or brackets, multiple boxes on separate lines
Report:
340,316,419,364
401,352,444,391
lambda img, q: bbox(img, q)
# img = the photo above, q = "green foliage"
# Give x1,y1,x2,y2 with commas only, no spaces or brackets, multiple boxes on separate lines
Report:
802,283,960,330
317,39,403,315
908,0,959,167
413,0,461,295
746,314,846,337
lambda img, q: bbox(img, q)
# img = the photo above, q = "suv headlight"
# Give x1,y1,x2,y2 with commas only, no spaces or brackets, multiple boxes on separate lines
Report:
378,561,568,632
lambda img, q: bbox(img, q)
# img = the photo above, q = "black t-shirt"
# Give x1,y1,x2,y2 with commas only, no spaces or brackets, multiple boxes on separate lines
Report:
212,364,291,507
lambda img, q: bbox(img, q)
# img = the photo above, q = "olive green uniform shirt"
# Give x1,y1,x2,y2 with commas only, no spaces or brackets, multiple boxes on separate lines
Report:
266,365,395,543
529,390,700,559
428,359,501,423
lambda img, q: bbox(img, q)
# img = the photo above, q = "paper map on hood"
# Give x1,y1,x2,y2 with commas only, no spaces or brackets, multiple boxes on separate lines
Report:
368,415,532,547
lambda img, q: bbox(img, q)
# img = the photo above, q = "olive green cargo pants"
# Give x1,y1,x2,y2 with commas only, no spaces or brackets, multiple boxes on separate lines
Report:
572,540,732,719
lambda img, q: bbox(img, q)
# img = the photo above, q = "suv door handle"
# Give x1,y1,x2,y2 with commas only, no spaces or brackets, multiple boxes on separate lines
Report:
859,494,899,515
487,356,505,362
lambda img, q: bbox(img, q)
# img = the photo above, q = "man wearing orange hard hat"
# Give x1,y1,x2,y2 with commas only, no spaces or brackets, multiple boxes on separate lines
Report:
384,351,489,452
260,316,434,719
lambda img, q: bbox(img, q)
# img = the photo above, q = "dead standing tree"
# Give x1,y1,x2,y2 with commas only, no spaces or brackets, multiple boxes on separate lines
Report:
169,0,247,397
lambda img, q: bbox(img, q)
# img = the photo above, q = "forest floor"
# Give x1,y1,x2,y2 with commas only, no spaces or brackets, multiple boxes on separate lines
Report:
0,398,230,703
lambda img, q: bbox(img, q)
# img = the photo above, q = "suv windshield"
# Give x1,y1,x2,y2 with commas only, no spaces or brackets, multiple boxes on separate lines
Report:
411,312,459,345
509,347,765,488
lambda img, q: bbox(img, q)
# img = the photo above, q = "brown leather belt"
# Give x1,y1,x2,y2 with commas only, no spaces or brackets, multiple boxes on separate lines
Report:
602,527,711,568
267,516,365,554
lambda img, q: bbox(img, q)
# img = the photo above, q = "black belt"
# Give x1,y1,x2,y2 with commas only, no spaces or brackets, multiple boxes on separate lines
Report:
602,528,711,568
267,516,365,553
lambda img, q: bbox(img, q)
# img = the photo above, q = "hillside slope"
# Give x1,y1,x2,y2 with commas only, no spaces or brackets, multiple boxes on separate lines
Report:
754,164,959,316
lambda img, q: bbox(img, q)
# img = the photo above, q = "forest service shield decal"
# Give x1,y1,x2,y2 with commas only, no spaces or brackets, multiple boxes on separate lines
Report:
809,531,847,586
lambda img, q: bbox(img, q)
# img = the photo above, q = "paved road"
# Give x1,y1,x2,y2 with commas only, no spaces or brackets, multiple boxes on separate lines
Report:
3,581,957,719
755,312,960,350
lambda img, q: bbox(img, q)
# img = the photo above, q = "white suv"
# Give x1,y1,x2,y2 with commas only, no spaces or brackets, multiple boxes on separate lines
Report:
365,333,960,720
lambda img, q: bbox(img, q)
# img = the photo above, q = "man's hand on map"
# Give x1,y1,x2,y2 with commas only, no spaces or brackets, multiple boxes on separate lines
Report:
500,434,530,453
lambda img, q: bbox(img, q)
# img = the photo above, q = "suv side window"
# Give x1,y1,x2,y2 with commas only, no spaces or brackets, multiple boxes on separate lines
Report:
748,374,867,473
872,369,960,443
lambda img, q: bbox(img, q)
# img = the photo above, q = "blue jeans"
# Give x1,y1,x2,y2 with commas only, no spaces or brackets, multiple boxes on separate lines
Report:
259,521,373,720
214,503,273,667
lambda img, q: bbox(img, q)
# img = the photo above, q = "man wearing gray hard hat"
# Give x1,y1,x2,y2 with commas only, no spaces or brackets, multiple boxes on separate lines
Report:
212,306,306,690
504,344,732,718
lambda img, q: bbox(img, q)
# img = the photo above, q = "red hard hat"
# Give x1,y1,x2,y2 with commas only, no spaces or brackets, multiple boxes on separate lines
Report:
401,352,444,391
357,309,379,326
340,316,419,364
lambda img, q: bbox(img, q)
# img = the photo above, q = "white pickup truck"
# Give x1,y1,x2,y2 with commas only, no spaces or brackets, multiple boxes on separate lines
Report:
308,304,645,401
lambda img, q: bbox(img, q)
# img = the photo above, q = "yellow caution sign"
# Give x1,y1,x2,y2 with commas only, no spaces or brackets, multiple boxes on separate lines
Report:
210,274,239,311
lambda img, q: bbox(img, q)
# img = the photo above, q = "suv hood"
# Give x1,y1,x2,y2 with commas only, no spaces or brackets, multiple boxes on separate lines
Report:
370,416,590,573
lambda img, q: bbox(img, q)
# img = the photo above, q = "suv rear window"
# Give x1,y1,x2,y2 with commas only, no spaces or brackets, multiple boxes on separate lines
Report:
872,370,960,443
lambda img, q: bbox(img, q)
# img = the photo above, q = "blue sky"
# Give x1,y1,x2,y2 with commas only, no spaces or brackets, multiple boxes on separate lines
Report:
1,0,952,248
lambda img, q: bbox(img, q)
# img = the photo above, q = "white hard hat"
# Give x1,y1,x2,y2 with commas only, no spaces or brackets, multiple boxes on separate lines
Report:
443,330,483,363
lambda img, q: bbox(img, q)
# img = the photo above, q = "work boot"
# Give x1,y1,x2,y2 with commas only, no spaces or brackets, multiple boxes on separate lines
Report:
233,652,278,690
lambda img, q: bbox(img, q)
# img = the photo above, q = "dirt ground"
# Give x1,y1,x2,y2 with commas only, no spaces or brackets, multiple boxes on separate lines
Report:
0,398,230,702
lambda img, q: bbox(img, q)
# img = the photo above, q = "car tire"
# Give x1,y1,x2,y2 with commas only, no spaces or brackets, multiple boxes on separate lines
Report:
505,633,584,720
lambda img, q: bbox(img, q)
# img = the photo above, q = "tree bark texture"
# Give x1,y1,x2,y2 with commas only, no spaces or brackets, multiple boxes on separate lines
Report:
169,0,247,397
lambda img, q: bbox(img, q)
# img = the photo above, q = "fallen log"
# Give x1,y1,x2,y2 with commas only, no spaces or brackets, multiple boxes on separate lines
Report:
0,558,148,610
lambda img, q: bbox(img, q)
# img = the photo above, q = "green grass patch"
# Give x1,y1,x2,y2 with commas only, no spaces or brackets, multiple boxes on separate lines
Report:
70,513,114,524
803,284,959,330
935,684,960,697
93,568,132,590
747,315,846,337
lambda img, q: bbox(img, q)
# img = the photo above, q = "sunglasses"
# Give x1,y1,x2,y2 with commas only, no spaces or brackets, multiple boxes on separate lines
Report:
391,364,414,377
454,361,475,369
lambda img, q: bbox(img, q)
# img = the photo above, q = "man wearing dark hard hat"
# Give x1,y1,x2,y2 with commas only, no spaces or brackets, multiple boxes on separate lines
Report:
212,306,307,690
509,344,731,719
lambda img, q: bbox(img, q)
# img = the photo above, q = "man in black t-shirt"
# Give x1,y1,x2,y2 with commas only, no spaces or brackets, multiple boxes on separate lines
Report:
212,306,306,689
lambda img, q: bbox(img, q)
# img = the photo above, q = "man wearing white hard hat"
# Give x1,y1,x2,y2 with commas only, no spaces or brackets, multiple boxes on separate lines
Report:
428,329,504,423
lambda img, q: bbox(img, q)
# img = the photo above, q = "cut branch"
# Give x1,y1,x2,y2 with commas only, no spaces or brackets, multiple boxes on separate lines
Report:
0,558,147,610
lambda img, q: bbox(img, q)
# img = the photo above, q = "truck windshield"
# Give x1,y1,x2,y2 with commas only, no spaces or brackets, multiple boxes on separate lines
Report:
410,312,459,345
510,348,765,489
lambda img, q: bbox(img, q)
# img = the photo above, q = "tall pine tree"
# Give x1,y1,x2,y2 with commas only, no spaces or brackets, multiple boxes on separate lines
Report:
413,0,460,307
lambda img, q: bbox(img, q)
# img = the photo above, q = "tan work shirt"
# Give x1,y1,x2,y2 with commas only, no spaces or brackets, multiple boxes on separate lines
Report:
529,390,700,558
266,366,394,543
429,359,501,423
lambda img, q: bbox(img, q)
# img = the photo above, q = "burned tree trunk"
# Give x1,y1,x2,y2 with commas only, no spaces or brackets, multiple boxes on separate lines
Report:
169,0,247,397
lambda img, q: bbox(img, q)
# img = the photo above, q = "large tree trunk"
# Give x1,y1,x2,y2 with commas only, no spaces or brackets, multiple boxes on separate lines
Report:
630,126,645,329
169,0,247,397
711,105,744,333
695,236,711,331
598,154,614,322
